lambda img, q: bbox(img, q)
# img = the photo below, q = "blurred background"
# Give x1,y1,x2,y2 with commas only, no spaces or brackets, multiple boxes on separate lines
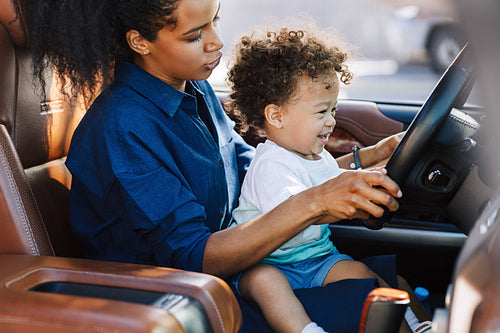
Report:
210,0,479,104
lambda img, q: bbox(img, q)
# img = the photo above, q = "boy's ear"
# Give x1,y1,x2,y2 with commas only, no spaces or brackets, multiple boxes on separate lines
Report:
264,104,284,129
126,30,150,55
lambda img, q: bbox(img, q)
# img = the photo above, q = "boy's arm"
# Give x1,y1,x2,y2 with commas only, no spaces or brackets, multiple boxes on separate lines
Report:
336,132,404,169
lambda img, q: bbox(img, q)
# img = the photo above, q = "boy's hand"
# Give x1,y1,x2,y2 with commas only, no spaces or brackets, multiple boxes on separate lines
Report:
363,132,405,168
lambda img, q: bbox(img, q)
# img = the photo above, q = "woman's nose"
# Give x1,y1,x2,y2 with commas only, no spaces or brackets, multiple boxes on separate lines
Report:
205,27,224,53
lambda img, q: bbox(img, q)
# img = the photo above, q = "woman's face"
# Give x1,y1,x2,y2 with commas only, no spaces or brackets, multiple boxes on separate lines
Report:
140,0,223,91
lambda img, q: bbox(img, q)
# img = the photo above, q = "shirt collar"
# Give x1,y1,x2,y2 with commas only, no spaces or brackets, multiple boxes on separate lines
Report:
114,61,205,117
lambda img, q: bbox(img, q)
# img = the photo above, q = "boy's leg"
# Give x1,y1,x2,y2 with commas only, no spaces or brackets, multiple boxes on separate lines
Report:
238,263,314,333
322,259,383,286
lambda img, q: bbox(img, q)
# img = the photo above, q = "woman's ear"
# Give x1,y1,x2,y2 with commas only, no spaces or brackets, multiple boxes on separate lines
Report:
126,30,150,56
264,104,284,129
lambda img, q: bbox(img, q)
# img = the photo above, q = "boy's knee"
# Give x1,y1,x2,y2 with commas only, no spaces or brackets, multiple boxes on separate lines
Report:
242,264,282,289
239,264,290,300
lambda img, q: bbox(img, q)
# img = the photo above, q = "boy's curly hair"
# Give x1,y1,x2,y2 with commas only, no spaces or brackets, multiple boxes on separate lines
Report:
226,26,353,135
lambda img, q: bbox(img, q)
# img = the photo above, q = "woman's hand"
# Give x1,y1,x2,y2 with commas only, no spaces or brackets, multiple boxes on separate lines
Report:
311,168,402,223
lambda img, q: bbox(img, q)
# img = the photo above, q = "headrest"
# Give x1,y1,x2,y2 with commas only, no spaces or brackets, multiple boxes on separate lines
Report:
0,0,86,169
0,0,28,47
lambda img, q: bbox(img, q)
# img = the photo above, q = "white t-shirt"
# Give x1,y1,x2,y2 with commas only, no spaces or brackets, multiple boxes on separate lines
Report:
231,140,344,264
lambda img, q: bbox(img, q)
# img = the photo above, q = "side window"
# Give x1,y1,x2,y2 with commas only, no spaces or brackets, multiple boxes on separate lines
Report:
211,0,471,104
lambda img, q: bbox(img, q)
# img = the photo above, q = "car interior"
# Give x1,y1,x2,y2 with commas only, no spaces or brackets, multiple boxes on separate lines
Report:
0,0,499,332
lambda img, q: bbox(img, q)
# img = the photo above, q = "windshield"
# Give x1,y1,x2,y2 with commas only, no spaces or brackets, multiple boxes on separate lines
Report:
210,0,480,105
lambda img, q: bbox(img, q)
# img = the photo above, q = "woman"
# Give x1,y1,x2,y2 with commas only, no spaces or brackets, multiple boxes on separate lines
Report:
18,0,421,331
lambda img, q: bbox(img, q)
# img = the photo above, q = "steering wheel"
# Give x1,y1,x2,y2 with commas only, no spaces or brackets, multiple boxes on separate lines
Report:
363,44,476,230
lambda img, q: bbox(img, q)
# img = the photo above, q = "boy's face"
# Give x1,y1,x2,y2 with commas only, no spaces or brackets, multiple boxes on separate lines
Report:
272,75,339,160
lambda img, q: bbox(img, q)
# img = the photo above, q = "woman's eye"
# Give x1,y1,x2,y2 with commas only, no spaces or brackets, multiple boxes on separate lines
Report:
188,33,202,43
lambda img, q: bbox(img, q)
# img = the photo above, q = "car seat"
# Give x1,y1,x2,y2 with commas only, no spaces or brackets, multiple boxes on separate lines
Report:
0,0,83,258
0,1,242,332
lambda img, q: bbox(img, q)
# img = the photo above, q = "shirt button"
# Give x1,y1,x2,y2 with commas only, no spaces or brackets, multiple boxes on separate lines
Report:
219,160,223,167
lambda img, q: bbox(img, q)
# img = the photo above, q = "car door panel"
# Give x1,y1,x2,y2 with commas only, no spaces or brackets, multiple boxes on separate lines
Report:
334,101,405,143
327,100,405,157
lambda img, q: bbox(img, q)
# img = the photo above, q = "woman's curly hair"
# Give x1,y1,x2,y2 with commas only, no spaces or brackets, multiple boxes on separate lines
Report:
16,0,180,101
226,26,353,135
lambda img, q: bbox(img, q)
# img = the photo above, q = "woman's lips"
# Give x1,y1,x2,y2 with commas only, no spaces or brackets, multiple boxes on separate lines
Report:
205,55,222,70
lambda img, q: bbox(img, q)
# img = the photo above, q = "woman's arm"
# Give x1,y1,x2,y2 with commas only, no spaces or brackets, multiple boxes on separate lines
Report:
202,170,401,278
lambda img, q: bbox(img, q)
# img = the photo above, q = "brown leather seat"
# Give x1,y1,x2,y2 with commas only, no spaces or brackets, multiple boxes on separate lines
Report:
0,0,85,258
0,1,242,332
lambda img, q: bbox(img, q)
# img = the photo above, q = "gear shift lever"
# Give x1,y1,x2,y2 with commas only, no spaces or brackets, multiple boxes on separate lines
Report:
359,288,410,333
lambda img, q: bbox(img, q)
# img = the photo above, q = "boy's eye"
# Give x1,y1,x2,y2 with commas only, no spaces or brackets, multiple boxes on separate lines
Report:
319,108,337,116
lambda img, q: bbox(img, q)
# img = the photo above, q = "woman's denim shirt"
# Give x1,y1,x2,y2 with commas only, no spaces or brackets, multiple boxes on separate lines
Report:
66,61,254,272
